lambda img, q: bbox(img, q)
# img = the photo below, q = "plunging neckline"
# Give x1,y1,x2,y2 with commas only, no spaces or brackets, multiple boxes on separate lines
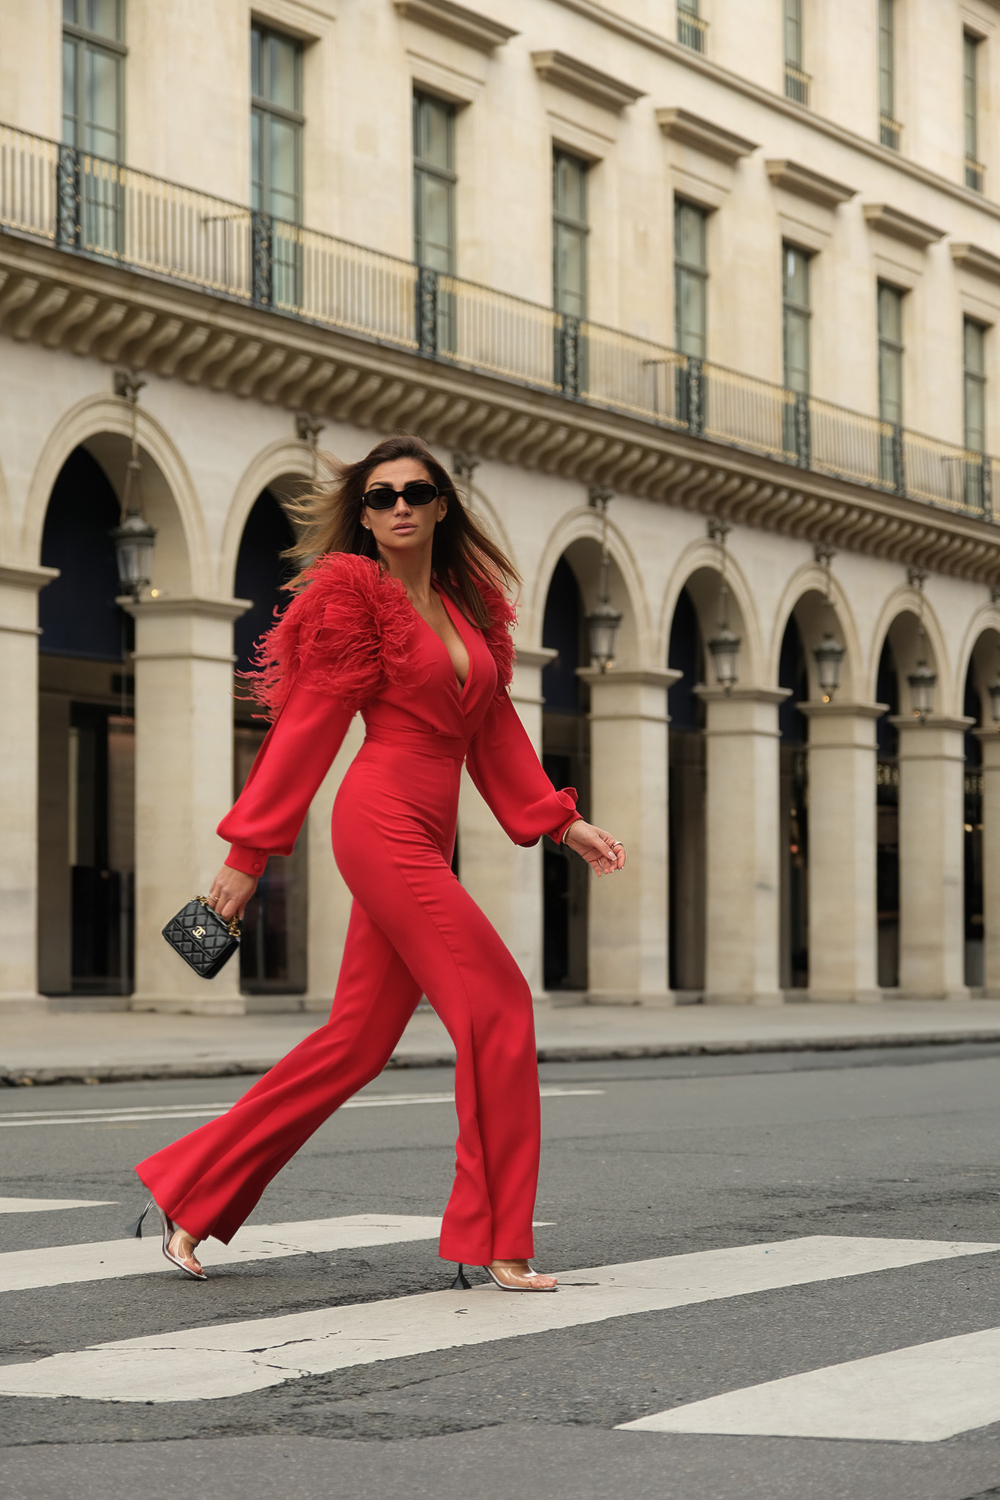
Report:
409,588,474,699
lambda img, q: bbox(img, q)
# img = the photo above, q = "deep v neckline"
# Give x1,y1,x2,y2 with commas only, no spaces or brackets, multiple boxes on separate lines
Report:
411,589,474,699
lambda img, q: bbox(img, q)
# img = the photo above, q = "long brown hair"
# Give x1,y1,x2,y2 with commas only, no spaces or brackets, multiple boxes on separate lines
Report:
283,434,518,629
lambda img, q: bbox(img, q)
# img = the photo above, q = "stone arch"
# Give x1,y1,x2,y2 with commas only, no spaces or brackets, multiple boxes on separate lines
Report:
658,536,763,686
528,505,650,667
220,439,314,597
768,561,863,704
22,394,205,595
955,598,1000,709
868,587,952,715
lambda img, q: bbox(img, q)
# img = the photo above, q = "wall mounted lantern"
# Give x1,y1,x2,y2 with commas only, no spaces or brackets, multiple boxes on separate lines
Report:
109,371,156,597
585,487,623,672
988,671,1000,725
295,412,325,480
707,519,741,693
812,545,845,702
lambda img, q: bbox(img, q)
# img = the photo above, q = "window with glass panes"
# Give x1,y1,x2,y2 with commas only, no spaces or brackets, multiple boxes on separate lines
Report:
878,0,899,147
782,245,810,394
552,150,588,319
674,200,707,358
964,33,983,190
413,93,456,275
784,0,808,104
251,24,303,307
964,319,987,452
878,282,904,482
62,1,125,252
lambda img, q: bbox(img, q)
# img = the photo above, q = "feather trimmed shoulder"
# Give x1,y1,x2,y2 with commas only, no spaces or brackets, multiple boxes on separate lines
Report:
476,578,517,698
241,553,419,719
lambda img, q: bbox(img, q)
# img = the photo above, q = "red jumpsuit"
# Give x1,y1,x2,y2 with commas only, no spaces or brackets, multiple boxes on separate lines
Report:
136,554,579,1265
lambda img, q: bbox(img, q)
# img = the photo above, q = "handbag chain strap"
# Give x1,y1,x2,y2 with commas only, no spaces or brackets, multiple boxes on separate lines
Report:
197,895,241,938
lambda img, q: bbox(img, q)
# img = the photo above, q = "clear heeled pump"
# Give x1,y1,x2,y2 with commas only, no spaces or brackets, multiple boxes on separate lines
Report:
128,1197,207,1281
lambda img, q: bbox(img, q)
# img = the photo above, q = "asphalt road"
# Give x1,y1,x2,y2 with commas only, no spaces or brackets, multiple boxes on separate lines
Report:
4,1045,1000,1499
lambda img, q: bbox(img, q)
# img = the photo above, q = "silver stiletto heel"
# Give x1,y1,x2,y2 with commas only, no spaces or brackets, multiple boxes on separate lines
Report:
127,1196,206,1280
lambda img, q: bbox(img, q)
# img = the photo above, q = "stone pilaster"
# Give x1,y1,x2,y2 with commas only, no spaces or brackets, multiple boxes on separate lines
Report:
696,687,788,1005
126,595,249,1015
892,715,973,1000
580,668,677,1004
801,702,885,1003
0,564,58,1012
978,731,1000,998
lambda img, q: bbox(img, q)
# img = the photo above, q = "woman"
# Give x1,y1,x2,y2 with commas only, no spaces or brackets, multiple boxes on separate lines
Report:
132,434,626,1293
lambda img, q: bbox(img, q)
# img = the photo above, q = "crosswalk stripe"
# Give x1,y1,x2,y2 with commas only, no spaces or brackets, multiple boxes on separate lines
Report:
0,1214,442,1294
0,1086,602,1129
0,1198,116,1214
0,1235,993,1404
617,1326,1000,1442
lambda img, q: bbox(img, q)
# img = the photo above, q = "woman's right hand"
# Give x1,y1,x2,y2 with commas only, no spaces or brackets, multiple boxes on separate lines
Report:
207,866,258,923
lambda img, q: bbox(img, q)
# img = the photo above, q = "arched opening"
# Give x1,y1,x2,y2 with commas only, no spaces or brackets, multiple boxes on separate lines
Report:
233,486,306,1000
541,555,590,991
37,447,136,998
667,585,705,995
778,613,809,990
875,637,900,988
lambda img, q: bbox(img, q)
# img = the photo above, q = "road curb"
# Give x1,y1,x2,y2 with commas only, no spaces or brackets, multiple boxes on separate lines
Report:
4,1027,1000,1085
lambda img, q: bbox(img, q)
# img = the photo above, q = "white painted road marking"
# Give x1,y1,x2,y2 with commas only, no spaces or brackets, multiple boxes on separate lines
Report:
0,1236,993,1404
0,1086,602,1129
618,1325,1000,1442
0,1214,442,1294
0,1198,116,1214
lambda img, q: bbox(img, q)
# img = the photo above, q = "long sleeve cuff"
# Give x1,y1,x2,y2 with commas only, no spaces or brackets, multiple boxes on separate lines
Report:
548,810,582,847
225,844,268,877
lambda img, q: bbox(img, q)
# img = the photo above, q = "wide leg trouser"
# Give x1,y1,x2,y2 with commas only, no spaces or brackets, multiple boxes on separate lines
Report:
136,825,540,1264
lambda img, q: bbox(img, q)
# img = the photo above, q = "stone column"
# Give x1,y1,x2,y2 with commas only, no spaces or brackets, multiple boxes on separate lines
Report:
0,564,58,1012
893,715,972,1001
580,668,677,1004
304,715,365,1013
696,687,788,1006
126,596,249,1015
458,647,555,999
800,702,884,1003
978,731,1000,998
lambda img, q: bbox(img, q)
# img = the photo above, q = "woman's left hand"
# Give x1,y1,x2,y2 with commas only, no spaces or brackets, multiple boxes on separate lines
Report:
563,820,626,876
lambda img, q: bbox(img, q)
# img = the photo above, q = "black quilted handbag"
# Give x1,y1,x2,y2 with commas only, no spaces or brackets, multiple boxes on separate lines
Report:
162,896,241,979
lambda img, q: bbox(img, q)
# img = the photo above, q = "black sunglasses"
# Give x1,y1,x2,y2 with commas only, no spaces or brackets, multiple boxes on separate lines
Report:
362,481,439,510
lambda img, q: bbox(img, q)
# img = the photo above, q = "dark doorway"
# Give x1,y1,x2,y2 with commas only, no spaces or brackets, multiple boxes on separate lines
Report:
234,488,307,997
667,586,706,994
541,556,590,991
38,447,135,997
779,615,809,989
876,639,900,988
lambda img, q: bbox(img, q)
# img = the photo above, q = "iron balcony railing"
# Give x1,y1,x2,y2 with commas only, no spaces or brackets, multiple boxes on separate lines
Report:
0,121,994,520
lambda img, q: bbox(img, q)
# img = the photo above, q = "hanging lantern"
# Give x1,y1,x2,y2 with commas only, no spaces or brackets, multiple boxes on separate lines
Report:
908,659,936,720
813,631,845,702
586,490,622,672
988,673,1000,725
708,623,741,693
109,374,156,598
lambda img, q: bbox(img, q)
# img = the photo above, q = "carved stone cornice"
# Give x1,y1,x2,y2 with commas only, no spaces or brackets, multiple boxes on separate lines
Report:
393,0,518,52
656,108,757,165
863,204,945,250
3,233,1000,586
951,242,1000,285
766,159,856,209
531,50,645,112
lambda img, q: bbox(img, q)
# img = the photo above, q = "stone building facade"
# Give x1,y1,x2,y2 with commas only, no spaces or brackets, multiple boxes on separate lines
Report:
3,0,1000,1014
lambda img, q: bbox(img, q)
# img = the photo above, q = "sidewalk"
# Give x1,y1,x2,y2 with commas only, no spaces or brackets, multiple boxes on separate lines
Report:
5,996,1000,1085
